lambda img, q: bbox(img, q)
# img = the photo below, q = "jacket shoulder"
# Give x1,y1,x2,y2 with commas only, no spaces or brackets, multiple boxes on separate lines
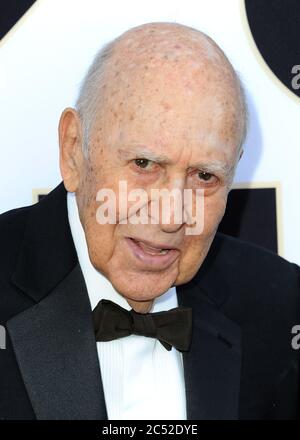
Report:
0,204,32,226
0,204,33,261
213,232,299,277
210,233,300,320
0,204,36,299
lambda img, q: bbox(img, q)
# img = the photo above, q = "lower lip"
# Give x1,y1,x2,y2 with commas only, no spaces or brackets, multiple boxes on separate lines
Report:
125,237,179,269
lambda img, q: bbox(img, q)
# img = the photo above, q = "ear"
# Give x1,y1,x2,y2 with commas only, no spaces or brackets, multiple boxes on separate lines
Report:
58,107,85,192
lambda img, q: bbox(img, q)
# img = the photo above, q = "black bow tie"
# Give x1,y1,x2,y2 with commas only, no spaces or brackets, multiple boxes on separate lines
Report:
92,299,192,352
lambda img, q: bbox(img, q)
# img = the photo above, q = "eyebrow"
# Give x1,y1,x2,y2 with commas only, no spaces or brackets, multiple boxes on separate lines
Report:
117,146,234,177
117,147,170,163
189,161,235,177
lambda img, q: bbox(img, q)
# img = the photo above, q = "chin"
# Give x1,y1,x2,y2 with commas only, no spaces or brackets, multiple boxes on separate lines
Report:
109,269,179,302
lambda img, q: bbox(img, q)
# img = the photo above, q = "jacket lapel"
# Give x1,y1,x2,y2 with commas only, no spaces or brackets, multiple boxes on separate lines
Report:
7,183,107,420
7,264,107,420
177,240,242,420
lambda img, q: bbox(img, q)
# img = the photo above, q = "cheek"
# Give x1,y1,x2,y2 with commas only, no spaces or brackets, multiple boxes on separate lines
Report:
76,169,98,216
84,221,118,272
179,193,227,271
179,194,227,283
203,192,228,233
176,234,209,284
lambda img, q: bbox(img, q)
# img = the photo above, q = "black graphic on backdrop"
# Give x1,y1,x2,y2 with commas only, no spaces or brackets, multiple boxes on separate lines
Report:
245,0,300,98
0,0,36,40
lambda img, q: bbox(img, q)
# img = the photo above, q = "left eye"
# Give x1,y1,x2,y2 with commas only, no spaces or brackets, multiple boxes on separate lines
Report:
198,171,213,181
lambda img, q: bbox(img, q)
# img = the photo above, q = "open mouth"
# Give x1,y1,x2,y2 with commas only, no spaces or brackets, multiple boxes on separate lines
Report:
125,237,180,268
129,238,171,256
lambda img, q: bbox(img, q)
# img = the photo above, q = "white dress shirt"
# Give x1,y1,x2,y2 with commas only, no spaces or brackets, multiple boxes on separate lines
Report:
67,191,187,420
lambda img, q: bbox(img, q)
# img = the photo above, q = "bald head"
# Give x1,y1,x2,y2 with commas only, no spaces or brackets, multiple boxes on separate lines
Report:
108,22,231,66
76,22,247,157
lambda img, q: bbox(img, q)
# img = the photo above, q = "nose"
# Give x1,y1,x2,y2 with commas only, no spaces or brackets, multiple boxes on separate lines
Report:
149,177,186,234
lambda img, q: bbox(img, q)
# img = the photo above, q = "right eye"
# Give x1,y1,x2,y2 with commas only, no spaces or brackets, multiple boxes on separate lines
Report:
134,158,152,169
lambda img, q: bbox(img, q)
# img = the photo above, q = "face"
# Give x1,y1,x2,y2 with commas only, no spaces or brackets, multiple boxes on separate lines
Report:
60,36,243,312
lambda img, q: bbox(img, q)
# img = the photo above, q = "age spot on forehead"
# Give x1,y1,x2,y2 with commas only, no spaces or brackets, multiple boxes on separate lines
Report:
160,101,172,111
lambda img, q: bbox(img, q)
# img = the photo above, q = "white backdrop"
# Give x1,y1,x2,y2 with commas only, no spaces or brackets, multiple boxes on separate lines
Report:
0,0,299,264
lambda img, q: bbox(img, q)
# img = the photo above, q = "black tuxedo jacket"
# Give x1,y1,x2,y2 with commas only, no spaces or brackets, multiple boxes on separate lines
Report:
0,182,300,420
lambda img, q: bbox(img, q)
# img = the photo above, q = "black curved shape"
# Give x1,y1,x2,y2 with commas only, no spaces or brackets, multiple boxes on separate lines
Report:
245,0,300,98
0,0,36,40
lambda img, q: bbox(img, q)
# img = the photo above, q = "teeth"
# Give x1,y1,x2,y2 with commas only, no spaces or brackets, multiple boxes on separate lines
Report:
133,239,170,255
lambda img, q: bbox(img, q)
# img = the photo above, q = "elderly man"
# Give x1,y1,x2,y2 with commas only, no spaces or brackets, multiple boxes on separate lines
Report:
0,22,299,420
